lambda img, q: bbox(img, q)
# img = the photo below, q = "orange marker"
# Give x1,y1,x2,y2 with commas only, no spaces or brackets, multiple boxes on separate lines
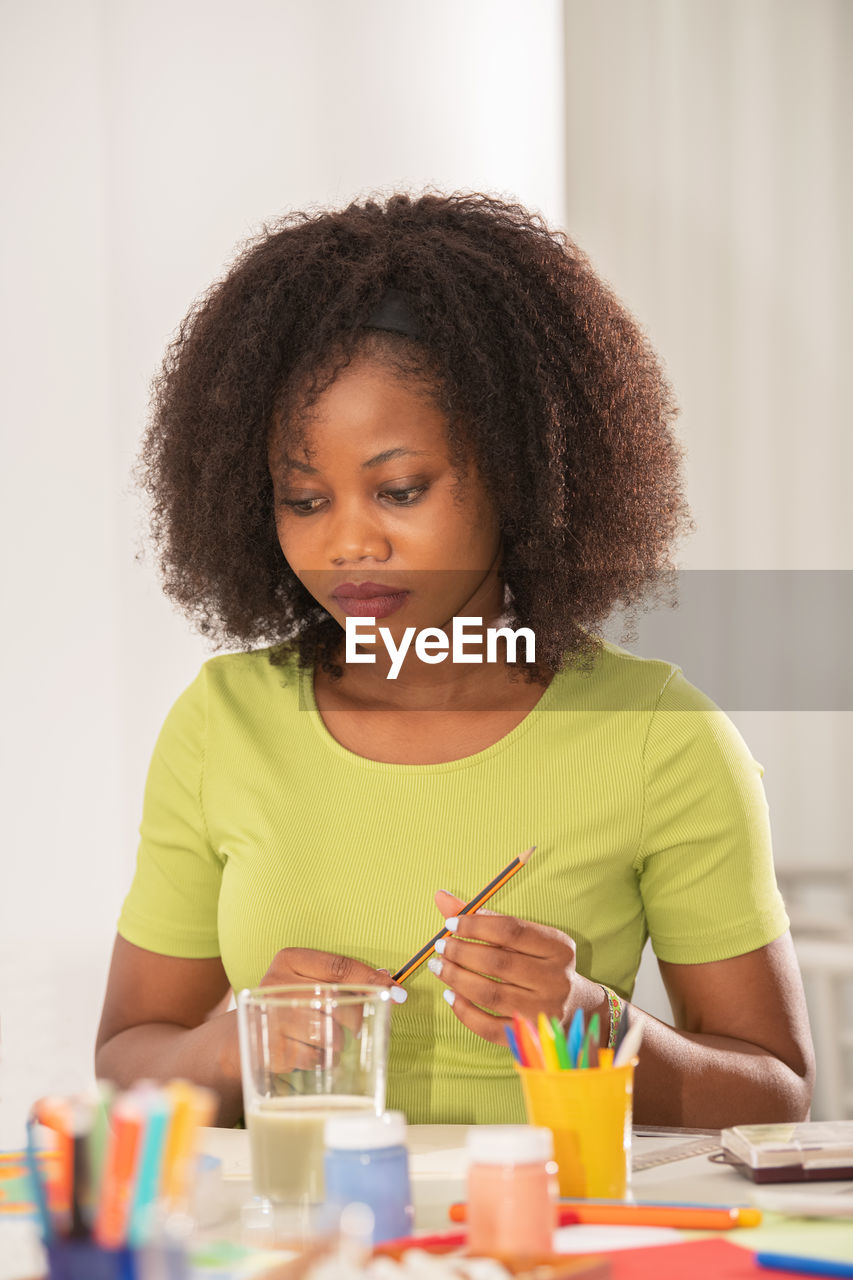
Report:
449,1201,762,1230
557,1202,762,1230
33,1097,73,1220
513,1013,545,1069
94,1096,144,1247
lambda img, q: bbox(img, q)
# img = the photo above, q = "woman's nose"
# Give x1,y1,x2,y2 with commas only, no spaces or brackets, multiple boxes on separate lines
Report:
327,501,391,564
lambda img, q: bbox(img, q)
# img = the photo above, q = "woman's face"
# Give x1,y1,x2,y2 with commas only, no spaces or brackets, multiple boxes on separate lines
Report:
268,357,504,642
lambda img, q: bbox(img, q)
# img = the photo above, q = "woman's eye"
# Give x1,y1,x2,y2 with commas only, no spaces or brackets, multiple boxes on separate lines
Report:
281,498,325,515
280,485,427,515
381,485,427,505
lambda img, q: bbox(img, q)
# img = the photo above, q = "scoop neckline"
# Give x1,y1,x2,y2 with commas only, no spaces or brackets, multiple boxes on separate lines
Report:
299,660,561,774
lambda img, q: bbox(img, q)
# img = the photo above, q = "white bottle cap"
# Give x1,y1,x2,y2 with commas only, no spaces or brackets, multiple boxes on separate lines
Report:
324,1110,407,1150
466,1124,553,1165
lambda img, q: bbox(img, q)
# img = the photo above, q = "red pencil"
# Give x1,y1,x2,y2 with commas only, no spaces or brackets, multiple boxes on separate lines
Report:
375,1230,468,1256
94,1098,144,1247
514,1013,545,1069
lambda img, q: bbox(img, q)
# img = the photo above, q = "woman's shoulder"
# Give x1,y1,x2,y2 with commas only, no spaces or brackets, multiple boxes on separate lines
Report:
551,636,687,712
152,646,302,743
199,644,302,698
583,642,764,784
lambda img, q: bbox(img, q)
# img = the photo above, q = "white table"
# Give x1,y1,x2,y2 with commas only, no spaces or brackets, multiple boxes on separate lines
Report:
196,1123,853,1234
3,1126,851,1277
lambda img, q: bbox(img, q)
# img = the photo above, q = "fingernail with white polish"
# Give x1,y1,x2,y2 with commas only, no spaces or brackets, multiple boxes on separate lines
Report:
443,989,456,1007
434,937,447,955
390,986,407,1003
445,917,459,933
427,956,443,977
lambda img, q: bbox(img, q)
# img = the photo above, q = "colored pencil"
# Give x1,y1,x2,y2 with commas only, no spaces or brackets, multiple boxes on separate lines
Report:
566,1008,584,1068
613,1017,644,1067
27,1082,213,1251
25,1115,53,1242
538,1013,562,1071
392,846,535,982
86,1082,114,1194
33,1097,73,1220
580,1013,600,1069
94,1096,144,1247
504,1023,524,1065
448,1202,761,1229
510,1013,531,1066
68,1101,94,1239
375,1230,468,1256
160,1081,216,1210
550,1016,571,1068
755,1253,853,1277
128,1085,173,1247
515,1014,545,1069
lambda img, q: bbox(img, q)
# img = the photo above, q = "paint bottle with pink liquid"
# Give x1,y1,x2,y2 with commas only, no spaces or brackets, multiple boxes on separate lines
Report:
466,1125,557,1257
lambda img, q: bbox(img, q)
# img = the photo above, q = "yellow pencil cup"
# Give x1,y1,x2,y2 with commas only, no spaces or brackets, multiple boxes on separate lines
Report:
515,1060,635,1199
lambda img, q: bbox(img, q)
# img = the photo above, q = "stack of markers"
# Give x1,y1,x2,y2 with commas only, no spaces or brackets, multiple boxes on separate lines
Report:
504,1006,643,1070
26,1080,215,1256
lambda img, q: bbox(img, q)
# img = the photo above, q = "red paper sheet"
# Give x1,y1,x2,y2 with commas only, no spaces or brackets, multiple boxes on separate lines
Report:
608,1237,803,1278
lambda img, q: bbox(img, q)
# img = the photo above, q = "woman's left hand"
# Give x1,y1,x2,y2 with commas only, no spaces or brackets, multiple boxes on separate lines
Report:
429,891,605,1043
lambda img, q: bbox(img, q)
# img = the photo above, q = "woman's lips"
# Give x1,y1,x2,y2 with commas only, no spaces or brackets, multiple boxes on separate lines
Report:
331,591,410,619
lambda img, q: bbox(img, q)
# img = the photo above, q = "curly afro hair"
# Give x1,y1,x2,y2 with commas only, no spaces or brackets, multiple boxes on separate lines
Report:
138,188,693,682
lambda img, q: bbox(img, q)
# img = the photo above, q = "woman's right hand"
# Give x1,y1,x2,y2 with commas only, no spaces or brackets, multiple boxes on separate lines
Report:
259,946,406,999
256,948,407,1073
95,938,405,1124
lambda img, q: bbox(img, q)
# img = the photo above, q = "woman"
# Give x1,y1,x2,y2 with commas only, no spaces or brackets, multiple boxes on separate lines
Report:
96,191,814,1126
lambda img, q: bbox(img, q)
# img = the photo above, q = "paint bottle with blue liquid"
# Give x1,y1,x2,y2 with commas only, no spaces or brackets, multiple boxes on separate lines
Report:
323,1111,413,1244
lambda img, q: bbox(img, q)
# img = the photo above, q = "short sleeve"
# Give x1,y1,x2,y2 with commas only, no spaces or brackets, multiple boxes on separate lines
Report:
117,666,223,957
637,668,789,964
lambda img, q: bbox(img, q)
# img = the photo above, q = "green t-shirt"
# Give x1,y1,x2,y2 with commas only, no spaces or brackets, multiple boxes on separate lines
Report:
117,640,789,1123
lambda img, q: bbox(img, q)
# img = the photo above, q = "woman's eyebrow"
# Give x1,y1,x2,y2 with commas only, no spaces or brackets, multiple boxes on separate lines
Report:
281,456,317,474
283,447,432,474
362,447,432,469
280,445,427,476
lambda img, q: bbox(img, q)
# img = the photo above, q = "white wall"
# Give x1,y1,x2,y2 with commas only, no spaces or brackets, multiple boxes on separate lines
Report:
563,0,852,879
0,0,566,1143
562,0,853,1113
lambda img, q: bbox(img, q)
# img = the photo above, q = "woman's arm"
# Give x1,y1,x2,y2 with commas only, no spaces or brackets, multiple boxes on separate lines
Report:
633,932,814,1125
95,935,405,1127
429,896,814,1128
95,936,243,1125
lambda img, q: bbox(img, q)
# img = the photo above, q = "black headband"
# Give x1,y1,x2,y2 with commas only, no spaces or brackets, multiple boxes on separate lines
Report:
363,288,421,340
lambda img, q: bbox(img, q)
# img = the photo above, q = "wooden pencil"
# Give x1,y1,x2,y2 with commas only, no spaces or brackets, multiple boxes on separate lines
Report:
392,846,535,983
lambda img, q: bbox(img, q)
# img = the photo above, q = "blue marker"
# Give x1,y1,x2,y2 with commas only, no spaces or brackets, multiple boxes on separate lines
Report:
756,1254,853,1278
504,1024,524,1065
127,1087,173,1247
567,1007,585,1068
25,1115,53,1242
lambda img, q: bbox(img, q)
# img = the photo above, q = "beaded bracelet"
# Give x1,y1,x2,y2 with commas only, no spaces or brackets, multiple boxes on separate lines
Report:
600,984,624,1049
